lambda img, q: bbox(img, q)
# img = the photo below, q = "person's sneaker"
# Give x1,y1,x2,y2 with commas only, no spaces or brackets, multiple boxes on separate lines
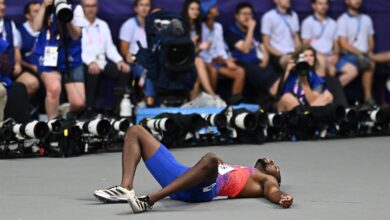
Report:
128,195,153,213
93,186,134,203
361,97,376,109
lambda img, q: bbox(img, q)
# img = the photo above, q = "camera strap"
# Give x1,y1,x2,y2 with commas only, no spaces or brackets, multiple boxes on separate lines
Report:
60,22,71,79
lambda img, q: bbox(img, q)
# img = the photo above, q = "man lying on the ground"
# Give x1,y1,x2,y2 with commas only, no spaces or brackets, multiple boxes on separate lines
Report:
93,125,293,213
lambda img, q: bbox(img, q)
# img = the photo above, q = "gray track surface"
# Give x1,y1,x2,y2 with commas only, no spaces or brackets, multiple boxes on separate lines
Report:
1,137,390,220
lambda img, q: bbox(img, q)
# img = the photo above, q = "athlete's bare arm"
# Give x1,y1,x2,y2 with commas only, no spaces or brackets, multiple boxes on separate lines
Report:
263,176,293,208
236,171,293,208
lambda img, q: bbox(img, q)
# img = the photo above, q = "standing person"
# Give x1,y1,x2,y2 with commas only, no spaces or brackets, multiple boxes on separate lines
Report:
261,0,301,74
119,0,155,107
181,0,218,100
301,0,358,87
336,0,376,107
199,0,245,97
81,0,130,113
0,0,39,96
93,125,293,213
32,0,87,119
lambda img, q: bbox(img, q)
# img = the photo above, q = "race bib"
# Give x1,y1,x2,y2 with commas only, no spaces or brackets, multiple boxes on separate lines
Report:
43,46,58,67
218,164,235,175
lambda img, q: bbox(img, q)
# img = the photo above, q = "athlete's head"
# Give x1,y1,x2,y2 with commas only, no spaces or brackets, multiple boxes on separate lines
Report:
255,158,281,185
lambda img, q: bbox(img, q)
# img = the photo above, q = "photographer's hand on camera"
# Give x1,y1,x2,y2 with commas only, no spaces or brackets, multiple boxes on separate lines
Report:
12,64,23,77
43,0,53,7
283,59,295,80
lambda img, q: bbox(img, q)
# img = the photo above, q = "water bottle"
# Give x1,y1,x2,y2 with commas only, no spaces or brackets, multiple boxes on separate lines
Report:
120,93,133,118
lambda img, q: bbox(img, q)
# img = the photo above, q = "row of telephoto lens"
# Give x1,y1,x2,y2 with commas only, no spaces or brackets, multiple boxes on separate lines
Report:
1,104,390,158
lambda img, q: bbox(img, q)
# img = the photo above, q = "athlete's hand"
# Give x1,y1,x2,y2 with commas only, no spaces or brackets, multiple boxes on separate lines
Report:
279,194,293,208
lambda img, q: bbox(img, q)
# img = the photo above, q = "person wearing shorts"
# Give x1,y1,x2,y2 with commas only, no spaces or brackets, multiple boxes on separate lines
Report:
93,125,293,213
33,0,87,119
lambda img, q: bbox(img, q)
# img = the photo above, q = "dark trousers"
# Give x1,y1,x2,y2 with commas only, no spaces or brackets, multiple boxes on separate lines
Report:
84,61,130,110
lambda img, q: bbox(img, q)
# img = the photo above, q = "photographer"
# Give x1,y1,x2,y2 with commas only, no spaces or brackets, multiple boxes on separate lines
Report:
276,46,333,112
32,0,86,119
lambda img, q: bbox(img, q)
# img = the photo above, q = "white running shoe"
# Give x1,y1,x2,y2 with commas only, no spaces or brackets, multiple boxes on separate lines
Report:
128,195,153,213
93,185,134,203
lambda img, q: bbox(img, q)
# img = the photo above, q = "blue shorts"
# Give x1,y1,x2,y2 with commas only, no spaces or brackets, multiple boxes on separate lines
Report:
39,65,84,83
144,144,218,203
336,53,370,73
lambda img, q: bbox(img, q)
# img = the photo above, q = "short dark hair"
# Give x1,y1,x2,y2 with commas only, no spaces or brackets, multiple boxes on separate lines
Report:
312,0,328,4
134,0,152,8
24,1,40,15
235,2,254,15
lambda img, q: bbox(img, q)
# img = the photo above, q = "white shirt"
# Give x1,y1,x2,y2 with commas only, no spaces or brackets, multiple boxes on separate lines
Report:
0,18,22,48
119,17,147,55
22,21,40,38
82,18,123,69
72,5,88,28
336,12,374,53
199,22,228,64
301,15,337,55
261,9,300,54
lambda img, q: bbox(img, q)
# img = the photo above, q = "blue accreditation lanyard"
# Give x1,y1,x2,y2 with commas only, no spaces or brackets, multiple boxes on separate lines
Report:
275,9,294,38
346,12,362,43
313,15,328,40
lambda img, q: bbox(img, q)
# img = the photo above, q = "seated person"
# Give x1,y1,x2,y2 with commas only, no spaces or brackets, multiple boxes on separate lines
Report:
93,125,293,213
81,0,130,112
301,0,358,87
181,0,219,100
226,2,280,98
1,0,39,96
336,0,376,107
261,0,301,74
19,1,41,74
119,0,155,107
276,46,334,112
199,0,245,97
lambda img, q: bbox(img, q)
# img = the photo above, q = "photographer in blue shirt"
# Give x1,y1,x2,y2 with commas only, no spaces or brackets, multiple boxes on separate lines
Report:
276,46,333,112
32,0,86,119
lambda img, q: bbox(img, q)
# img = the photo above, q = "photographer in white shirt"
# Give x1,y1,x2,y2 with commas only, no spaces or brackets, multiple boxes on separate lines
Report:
81,0,130,112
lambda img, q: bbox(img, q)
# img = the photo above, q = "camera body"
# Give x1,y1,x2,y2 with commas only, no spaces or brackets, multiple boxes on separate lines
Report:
54,0,73,23
136,10,196,104
294,53,311,76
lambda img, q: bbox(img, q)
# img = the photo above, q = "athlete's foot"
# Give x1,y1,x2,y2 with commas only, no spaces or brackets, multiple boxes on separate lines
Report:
93,185,135,203
128,195,154,213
